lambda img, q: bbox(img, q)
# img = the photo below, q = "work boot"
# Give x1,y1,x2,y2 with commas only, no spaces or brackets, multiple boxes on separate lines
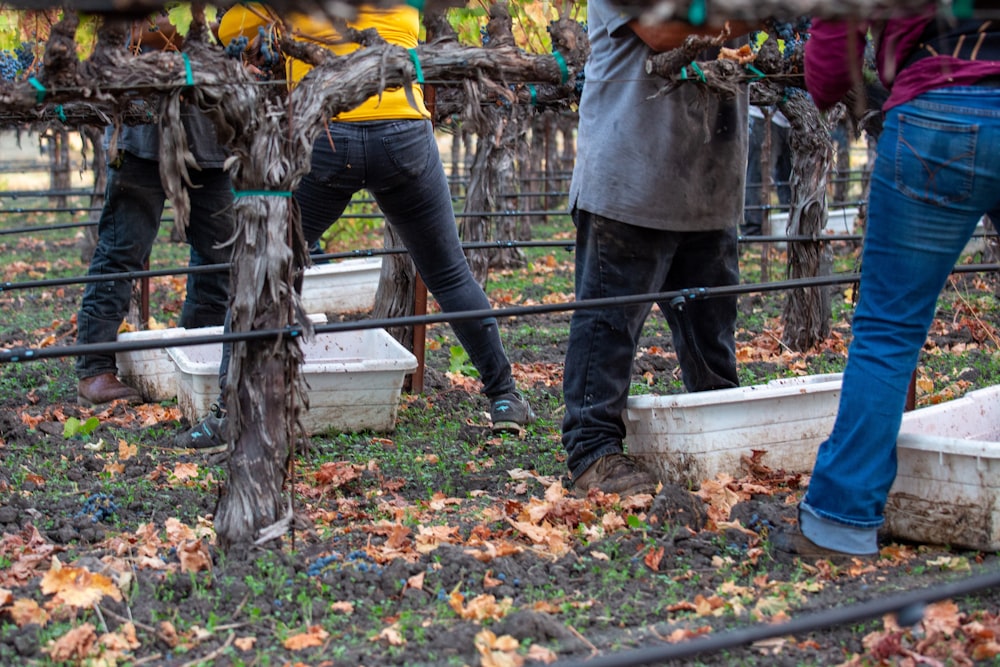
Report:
173,404,228,454
78,373,143,407
573,453,658,497
771,527,879,565
490,391,537,436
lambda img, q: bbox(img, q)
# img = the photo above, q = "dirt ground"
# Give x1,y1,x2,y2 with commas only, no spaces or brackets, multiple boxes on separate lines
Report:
2,281,1000,666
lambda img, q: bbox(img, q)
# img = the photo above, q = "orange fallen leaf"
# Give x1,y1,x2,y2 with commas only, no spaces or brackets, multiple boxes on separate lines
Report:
315,461,363,488
40,557,122,608
170,462,200,484
24,472,45,487
9,597,49,627
374,625,406,646
178,539,212,574
45,623,97,662
283,625,329,650
234,636,257,651
103,462,125,477
644,545,665,572
118,439,138,461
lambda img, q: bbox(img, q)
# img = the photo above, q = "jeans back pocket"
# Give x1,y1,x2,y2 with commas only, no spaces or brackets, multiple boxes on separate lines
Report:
895,113,977,206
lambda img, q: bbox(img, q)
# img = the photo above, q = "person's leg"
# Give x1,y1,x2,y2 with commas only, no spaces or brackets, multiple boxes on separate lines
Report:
180,167,235,328
365,120,517,399
659,227,740,392
295,123,363,247
742,116,765,236
800,89,1000,555
173,305,230,451
561,210,673,486
773,123,793,211
76,153,165,382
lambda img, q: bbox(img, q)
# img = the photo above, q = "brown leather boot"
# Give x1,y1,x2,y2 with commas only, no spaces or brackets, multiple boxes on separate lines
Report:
78,373,143,407
771,528,879,566
573,453,659,498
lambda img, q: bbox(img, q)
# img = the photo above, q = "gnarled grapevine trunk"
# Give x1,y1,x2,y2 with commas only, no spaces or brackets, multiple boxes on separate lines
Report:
779,91,834,351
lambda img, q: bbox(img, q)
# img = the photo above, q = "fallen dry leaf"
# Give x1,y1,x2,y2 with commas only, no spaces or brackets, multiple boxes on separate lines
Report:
8,597,49,627
234,636,257,651
178,539,212,573
40,557,123,608
284,625,329,650
169,462,201,484
45,623,97,662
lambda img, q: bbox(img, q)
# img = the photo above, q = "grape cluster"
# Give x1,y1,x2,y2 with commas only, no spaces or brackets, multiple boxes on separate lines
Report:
767,16,811,59
258,26,281,68
75,493,119,523
746,512,775,534
306,549,383,576
0,51,19,82
15,42,36,75
225,34,249,59
1,42,42,81
306,551,342,576
480,25,490,46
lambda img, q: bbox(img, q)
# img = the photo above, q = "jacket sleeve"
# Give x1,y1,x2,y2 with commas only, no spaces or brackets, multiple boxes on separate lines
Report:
804,19,869,111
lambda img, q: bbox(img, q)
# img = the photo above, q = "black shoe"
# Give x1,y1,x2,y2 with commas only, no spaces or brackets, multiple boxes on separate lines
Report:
771,527,878,565
173,404,228,453
490,391,536,436
572,453,658,497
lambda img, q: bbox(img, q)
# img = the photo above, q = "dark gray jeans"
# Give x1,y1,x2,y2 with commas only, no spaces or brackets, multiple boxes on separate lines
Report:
561,209,740,479
76,152,234,380
296,119,515,399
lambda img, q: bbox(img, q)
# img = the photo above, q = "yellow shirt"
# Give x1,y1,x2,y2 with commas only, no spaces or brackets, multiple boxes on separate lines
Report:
218,4,429,121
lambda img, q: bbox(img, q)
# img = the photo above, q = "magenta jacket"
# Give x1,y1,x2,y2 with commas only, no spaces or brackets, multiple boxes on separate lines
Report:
805,10,1000,112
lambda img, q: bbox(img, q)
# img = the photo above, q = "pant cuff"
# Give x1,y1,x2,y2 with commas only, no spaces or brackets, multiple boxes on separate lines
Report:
799,501,880,555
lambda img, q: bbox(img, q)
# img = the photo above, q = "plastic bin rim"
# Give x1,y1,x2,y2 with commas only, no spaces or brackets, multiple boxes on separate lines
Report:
625,379,843,409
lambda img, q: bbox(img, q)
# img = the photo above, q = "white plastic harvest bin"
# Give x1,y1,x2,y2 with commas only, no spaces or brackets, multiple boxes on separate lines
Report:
300,257,382,315
166,329,417,434
623,374,843,486
116,326,223,402
885,385,1000,550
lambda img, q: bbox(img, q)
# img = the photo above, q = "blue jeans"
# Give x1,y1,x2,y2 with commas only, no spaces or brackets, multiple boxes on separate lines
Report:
801,87,1000,555
76,152,234,379
295,120,515,398
561,210,739,479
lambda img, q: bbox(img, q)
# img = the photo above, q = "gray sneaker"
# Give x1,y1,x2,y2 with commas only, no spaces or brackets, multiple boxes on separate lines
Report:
490,391,537,436
573,453,658,497
173,404,228,454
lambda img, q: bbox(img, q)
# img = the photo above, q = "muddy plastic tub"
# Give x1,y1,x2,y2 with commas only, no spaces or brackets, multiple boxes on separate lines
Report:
885,385,1000,550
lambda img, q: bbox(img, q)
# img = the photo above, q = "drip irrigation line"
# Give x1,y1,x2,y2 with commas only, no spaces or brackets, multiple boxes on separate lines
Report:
4,265,997,364
550,567,1000,667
